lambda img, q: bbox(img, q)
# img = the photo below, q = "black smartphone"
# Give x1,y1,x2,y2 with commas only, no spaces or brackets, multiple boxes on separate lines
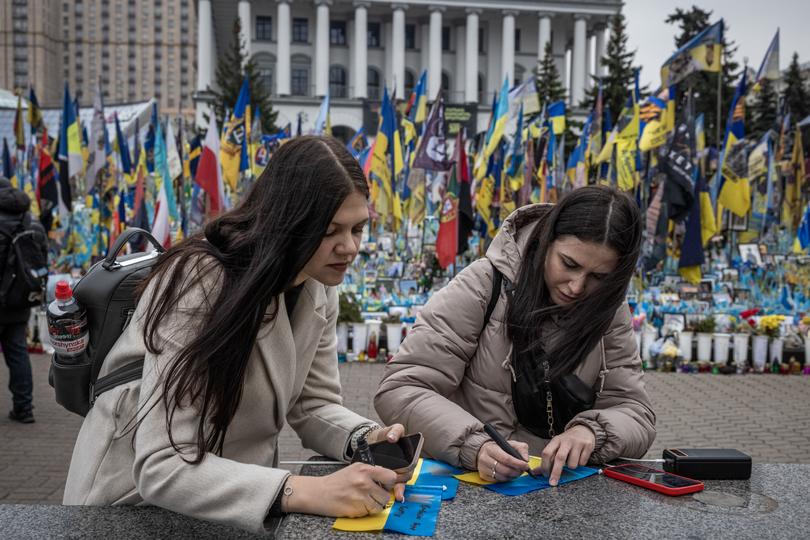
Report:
352,432,424,474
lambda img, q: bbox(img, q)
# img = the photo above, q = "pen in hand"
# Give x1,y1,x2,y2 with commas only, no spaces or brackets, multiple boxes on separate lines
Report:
483,423,538,478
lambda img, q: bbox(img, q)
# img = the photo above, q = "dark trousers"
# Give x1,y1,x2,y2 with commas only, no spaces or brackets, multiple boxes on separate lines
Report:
1,323,33,413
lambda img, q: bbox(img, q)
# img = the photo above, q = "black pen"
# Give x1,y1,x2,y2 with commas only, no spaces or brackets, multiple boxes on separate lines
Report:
483,423,538,478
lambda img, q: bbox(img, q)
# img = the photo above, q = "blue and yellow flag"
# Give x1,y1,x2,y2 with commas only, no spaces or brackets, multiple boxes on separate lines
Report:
370,87,396,219
28,87,44,137
13,93,24,150
549,101,566,136
718,70,750,218
661,20,723,87
484,77,510,159
753,29,779,92
114,113,133,185
58,83,84,179
220,77,251,190
407,70,428,124
314,92,331,135
679,167,706,284
506,104,525,192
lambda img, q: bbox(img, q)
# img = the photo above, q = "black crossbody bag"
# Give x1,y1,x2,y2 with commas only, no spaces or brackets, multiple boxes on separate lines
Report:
480,263,600,439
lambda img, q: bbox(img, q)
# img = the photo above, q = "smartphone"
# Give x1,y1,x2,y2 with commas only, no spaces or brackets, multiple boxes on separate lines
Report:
352,432,424,474
603,464,704,496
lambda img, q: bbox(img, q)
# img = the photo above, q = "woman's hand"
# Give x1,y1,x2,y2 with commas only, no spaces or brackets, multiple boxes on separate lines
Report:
476,440,530,482
535,425,596,486
365,423,411,501
282,463,397,517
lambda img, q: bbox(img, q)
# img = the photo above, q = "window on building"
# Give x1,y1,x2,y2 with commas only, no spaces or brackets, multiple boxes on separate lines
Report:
478,73,485,103
256,15,272,41
442,26,451,51
514,65,525,86
478,28,486,54
367,22,381,48
441,71,450,93
254,52,275,94
291,54,310,95
515,29,521,52
405,24,416,50
329,65,347,97
367,67,381,100
404,70,415,96
330,20,346,45
292,18,308,43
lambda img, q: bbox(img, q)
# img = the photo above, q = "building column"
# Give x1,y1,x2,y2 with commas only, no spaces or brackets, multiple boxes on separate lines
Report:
238,0,252,65
392,3,407,99
196,0,215,126
353,1,369,99
428,6,444,99
315,0,332,97
454,21,465,100
571,14,588,107
384,21,394,91
537,12,551,61
584,31,592,91
594,22,607,78
277,0,291,95
464,9,480,104
420,23,429,75
501,10,516,86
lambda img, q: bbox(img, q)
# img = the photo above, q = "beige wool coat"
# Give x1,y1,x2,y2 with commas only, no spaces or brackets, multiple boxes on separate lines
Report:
63,259,375,533
375,204,656,471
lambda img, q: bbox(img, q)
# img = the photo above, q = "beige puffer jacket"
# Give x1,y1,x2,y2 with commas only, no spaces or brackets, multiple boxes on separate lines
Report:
375,204,655,470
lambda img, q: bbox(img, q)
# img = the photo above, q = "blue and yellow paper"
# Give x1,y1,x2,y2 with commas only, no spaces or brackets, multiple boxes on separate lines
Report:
455,456,598,496
332,459,462,535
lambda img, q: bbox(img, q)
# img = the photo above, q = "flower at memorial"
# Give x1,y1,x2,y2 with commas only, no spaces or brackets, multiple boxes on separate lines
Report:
757,315,786,338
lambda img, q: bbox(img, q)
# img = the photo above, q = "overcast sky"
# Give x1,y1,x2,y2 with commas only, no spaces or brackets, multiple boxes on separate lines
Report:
622,0,810,89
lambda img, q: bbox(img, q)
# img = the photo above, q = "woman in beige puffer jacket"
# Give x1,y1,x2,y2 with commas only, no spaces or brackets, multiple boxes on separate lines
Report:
375,186,655,486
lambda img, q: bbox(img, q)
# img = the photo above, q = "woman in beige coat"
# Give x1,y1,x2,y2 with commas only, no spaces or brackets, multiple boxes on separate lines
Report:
376,186,655,487
64,137,408,533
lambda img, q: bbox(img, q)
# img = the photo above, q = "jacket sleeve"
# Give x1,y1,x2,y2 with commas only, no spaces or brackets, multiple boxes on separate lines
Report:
565,303,656,463
131,263,289,534
374,259,494,470
286,285,375,460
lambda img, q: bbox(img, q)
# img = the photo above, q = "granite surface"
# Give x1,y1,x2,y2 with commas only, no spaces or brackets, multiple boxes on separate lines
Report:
2,463,807,539
278,462,810,540
0,503,277,539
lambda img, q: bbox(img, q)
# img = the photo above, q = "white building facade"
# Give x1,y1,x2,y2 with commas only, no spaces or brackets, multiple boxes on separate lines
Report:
196,0,620,136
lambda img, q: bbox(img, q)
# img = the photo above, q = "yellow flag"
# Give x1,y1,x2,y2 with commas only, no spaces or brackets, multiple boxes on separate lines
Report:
616,138,637,191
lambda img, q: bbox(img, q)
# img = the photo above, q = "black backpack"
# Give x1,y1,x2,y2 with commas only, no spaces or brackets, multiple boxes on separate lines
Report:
0,214,49,309
50,228,165,416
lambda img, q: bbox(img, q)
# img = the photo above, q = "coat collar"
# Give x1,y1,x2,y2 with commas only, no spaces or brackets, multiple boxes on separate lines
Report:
254,279,329,426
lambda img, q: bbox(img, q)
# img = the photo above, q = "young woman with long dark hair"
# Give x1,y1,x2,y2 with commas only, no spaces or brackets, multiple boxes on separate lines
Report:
375,185,655,486
64,136,408,532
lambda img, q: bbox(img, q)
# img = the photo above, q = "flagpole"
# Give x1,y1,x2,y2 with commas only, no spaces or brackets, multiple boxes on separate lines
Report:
716,71,722,163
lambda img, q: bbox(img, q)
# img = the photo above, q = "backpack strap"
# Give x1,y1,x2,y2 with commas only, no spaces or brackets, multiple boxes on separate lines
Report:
481,263,503,335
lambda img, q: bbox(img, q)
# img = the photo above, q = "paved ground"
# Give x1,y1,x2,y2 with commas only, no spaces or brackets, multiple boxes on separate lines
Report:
1,355,809,504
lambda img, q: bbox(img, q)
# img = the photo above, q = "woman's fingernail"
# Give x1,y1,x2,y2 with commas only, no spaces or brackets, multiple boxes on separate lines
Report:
388,433,396,441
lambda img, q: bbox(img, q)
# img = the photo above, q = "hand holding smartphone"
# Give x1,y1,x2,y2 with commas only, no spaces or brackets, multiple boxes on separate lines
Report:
351,432,424,475
603,464,704,496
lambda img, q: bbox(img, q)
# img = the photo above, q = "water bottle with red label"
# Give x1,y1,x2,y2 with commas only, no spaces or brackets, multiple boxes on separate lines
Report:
47,281,89,364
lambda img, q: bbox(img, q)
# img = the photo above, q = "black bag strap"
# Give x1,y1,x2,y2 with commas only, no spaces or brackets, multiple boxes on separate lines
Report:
103,227,166,270
481,263,503,335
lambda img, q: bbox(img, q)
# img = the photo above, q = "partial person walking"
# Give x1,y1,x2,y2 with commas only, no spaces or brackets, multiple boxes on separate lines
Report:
0,176,48,423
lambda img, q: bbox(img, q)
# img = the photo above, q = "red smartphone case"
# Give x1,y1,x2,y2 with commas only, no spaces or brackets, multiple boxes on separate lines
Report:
603,464,704,496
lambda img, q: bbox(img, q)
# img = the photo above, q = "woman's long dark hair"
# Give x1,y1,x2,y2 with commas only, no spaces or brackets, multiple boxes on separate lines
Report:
137,136,369,463
506,186,642,381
